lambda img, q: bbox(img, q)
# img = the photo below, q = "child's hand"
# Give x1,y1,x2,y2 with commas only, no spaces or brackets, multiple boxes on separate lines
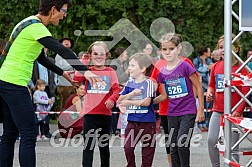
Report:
206,92,213,102
84,71,106,88
119,100,130,107
51,97,55,103
105,99,114,109
48,99,53,104
131,89,141,96
196,109,205,122
231,111,242,117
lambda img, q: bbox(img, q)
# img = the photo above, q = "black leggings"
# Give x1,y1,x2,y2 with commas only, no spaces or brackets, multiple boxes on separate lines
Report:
160,115,170,154
168,114,196,167
36,122,45,136
82,114,112,167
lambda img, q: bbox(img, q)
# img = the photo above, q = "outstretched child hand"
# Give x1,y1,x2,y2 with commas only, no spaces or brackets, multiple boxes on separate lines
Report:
196,109,205,122
105,99,114,109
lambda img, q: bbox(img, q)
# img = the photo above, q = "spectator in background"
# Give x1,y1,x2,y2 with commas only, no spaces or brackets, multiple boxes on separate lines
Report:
55,37,76,110
31,48,57,98
110,47,129,135
110,47,129,85
30,47,56,138
0,39,6,139
143,43,159,64
143,43,153,56
78,51,90,66
78,51,86,59
246,49,252,61
155,46,162,60
58,84,85,138
211,49,222,63
143,43,161,133
246,49,252,71
73,53,91,84
142,43,155,76
193,46,213,131
33,79,55,141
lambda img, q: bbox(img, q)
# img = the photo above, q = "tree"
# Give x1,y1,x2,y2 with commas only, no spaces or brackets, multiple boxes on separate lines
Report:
0,0,251,59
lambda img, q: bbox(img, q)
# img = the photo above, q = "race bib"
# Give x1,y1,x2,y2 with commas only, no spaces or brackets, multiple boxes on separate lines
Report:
165,77,188,99
216,74,234,92
87,76,110,94
126,105,148,113
216,74,225,92
126,94,148,113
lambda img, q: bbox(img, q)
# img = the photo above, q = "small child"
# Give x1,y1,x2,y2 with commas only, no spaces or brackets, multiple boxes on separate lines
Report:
154,33,204,167
118,53,156,167
33,79,55,141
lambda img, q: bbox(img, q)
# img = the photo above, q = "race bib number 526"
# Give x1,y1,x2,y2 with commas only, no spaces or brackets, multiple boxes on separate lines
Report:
165,77,188,99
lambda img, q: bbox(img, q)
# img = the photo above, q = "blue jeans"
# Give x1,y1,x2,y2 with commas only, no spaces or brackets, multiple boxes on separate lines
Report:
0,80,37,167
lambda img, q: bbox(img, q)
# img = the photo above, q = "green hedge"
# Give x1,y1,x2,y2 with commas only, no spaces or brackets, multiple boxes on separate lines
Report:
1,0,252,59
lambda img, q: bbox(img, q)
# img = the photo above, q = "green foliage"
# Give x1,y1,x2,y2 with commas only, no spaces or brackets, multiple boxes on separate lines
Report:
0,0,252,59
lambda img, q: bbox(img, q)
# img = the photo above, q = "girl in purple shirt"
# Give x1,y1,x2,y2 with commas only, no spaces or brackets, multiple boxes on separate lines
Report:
154,33,204,167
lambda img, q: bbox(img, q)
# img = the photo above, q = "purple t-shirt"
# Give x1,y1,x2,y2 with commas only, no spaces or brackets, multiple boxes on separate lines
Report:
157,61,197,116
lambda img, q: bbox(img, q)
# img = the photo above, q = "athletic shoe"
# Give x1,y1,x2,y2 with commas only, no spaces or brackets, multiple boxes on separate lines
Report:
36,135,42,142
41,135,49,141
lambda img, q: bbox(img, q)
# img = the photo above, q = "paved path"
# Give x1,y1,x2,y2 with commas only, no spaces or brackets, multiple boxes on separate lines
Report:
12,125,252,167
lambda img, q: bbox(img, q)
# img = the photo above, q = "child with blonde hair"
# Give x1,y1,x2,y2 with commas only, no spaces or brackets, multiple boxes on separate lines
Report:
76,41,121,167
